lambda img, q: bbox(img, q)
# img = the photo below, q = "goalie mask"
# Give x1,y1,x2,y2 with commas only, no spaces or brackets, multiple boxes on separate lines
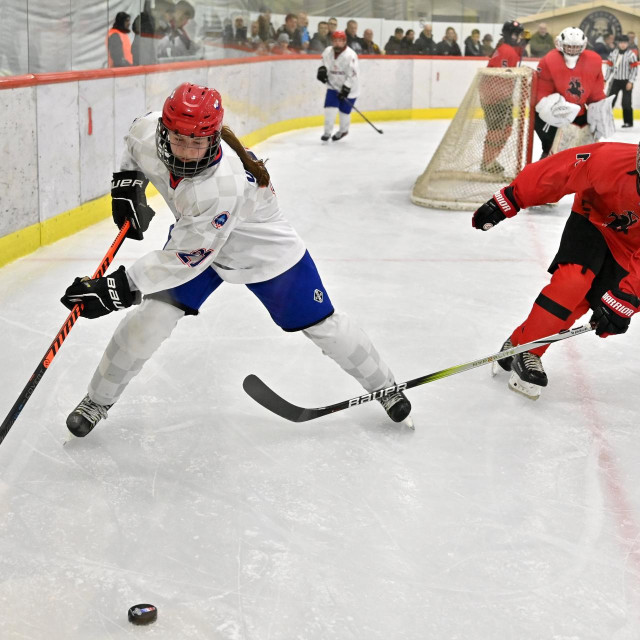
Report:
556,27,587,69
501,20,524,46
156,82,224,178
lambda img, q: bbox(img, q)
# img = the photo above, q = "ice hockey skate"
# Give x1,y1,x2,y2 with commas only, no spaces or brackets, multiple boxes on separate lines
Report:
321,133,331,141
491,337,514,377
480,160,504,175
331,131,348,141
66,394,112,437
508,351,548,400
378,390,414,429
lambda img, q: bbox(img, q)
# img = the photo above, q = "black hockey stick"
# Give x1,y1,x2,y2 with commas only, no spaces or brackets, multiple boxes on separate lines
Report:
0,221,130,445
243,323,595,423
324,79,384,134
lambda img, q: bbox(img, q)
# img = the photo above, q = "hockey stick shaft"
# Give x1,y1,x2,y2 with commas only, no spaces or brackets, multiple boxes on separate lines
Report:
0,221,130,444
243,323,595,423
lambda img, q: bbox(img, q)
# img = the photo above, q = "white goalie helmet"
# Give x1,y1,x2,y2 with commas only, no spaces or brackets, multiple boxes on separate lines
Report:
556,27,587,68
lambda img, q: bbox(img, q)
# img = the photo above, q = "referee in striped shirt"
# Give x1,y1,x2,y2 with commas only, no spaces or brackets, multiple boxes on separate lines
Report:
605,34,638,128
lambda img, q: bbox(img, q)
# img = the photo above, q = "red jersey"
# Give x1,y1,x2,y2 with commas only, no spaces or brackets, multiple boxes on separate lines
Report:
536,49,605,116
487,43,522,68
510,143,640,295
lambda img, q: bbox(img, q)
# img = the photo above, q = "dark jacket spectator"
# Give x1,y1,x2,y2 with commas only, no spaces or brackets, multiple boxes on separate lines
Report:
131,1,157,65
629,32,639,54
361,28,381,55
595,33,616,60
400,30,416,54
436,27,462,56
157,0,197,59
258,9,276,44
481,34,494,56
276,14,302,51
528,23,554,57
415,25,436,55
234,17,248,45
464,30,482,56
346,19,363,54
385,28,404,55
107,12,133,67
309,22,330,53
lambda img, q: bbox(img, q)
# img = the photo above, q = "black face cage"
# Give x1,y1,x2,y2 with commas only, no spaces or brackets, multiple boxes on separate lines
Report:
155,118,222,178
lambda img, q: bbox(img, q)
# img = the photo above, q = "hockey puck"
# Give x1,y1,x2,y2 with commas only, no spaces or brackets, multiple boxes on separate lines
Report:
128,604,157,625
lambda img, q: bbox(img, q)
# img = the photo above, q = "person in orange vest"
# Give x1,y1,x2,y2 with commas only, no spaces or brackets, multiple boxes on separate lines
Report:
107,12,133,67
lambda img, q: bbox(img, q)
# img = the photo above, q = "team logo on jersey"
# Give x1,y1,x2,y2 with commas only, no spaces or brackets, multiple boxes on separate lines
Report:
314,289,324,303
213,212,229,228
567,78,584,101
606,210,639,234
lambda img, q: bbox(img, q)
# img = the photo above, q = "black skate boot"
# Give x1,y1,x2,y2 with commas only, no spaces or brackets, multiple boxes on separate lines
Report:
331,131,348,141
321,133,331,141
378,390,414,429
509,352,548,400
491,337,514,377
66,394,112,437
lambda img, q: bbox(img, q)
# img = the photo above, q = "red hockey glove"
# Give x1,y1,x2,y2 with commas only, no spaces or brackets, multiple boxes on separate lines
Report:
472,186,520,231
590,287,640,337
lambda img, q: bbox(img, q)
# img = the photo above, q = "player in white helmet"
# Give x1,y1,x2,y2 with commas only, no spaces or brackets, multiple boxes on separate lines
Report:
534,26,613,159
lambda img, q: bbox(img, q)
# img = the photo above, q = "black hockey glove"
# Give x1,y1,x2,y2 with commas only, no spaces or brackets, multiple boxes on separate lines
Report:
339,84,351,100
317,65,328,83
61,266,137,319
111,170,155,241
472,186,520,231
590,287,640,337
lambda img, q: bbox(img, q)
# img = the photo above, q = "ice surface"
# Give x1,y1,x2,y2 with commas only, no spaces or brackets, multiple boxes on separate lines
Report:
1,119,640,639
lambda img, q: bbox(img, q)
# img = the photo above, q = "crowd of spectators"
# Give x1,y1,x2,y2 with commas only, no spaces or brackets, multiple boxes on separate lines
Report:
106,5,640,67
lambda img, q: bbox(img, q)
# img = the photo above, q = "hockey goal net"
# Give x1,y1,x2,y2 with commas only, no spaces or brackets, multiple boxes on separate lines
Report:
412,66,536,211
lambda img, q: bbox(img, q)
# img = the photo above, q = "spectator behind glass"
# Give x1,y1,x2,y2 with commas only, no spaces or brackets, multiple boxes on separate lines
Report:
361,28,381,54
258,6,277,45
327,17,338,37
234,17,248,45
400,29,416,54
298,12,310,51
481,33,494,56
464,29,482,56
436,27,462,56
346,19,363,54
276,13,302,51
309,21,330,53
628,31,638,53
271,32,290,55
528,22,554,57
595,32,615,59
131,0,156,65
248,20,262,49
107,12,132,67
157,0,197,58
415,23,436,55
385,28,404,54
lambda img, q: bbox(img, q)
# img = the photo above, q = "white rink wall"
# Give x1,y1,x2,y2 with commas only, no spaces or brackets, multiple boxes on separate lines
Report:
0,56,630,240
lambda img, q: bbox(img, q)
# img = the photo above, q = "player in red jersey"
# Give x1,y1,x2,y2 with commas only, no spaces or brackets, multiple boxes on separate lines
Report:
479,20,525,174
534,27,613,159
471,142,640,399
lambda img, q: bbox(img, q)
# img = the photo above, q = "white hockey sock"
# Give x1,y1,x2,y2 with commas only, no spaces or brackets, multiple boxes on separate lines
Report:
303,312,394,392
338,110,351,133
324,107,338,135
88,298,184,406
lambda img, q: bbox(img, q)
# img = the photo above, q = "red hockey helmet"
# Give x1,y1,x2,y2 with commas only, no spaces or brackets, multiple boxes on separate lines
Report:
332,30,346,41
156,83,224,177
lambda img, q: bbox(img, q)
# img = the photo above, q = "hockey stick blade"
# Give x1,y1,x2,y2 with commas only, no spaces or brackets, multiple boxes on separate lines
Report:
243,323,594,423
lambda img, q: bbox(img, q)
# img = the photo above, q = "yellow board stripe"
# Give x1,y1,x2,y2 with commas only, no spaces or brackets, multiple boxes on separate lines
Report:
0,105,636,269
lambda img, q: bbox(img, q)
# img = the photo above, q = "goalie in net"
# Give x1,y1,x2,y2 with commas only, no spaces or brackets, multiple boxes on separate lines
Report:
412,21,534,210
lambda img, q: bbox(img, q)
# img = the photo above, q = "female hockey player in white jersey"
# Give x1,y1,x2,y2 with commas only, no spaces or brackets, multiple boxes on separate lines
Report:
61,82,411,436
316,30,360,141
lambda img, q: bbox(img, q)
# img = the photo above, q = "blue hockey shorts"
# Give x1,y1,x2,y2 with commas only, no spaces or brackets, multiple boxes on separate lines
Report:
324,89,356,114
147,249,335,332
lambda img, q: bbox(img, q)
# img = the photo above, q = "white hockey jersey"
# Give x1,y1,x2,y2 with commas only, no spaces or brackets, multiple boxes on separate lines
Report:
321,45,360,98
120,113,306,294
